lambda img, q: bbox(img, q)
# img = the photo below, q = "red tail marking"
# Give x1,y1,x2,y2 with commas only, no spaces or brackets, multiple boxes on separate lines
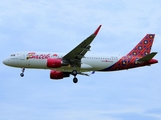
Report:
147,59,158,64
127,34,155,57
102,34,157,71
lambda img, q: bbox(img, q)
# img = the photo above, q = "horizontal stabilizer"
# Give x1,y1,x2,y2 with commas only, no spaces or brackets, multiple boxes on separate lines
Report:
137,52,157,63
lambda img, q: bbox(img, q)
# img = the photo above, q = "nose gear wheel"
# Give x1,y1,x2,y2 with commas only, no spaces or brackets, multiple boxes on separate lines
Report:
20,67,25,77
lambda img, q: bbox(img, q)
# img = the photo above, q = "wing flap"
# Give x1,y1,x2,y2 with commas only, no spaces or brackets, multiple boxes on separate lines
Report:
137,52,157,63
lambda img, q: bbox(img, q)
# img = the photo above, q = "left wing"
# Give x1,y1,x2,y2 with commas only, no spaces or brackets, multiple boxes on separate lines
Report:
63,25,102,67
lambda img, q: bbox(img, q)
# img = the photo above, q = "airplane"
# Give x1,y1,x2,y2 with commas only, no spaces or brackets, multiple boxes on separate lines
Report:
2,25,158,83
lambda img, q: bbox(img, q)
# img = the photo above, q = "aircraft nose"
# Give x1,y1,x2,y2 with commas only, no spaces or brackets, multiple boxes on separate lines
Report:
3,59,9,65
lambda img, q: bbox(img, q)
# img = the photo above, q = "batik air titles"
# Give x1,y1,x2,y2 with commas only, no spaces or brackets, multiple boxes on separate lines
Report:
2,25,158,83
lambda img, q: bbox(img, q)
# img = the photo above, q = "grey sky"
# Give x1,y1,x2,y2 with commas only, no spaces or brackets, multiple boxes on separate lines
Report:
0,0,161,120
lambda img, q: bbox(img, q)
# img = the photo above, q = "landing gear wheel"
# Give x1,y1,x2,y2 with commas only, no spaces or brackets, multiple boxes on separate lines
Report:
20,73,24,77
20,67,25,77
72,70,77,76
73,77,78,83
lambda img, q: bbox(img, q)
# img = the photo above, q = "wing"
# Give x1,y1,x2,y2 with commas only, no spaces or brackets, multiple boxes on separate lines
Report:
63,25,102,67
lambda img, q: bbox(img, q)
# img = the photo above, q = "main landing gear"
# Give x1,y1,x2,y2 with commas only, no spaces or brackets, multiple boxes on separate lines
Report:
72,70,78,83
20,67,25,77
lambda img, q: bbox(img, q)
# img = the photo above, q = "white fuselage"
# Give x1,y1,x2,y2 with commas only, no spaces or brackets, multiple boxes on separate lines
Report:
3,52,121,72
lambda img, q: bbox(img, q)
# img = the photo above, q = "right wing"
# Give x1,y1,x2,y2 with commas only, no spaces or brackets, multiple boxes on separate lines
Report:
63,25,102,67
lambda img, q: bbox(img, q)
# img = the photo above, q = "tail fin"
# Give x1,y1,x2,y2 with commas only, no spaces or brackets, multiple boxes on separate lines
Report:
126,34,155,57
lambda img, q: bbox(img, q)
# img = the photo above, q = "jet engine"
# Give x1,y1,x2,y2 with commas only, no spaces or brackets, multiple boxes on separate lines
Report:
47,58,62,68
50,70,70,79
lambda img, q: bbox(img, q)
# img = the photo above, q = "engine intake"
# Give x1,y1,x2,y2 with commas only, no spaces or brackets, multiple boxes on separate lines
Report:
47,58,62,68
50,70,70,79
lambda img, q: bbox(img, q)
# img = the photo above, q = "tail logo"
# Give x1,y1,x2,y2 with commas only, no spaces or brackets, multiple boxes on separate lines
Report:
101,34,157,71
127,34,155,57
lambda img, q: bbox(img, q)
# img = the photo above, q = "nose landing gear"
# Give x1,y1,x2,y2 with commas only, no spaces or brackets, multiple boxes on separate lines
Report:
20,67,25,77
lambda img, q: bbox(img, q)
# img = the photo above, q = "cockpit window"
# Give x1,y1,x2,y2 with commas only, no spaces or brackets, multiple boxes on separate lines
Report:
11,54,15,56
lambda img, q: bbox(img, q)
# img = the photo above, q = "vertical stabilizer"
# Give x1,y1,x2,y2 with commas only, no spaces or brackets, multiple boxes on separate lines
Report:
127,34,155,57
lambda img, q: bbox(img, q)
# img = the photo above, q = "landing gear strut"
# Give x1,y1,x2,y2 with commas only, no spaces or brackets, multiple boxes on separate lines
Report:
20,67,25,77
72,70,77,76
72,70,78,83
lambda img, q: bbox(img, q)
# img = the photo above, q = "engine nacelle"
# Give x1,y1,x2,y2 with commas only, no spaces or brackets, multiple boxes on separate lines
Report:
47,58,62,68
50,70,70,80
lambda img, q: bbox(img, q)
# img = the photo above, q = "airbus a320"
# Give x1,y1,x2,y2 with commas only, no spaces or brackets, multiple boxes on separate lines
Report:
3,25,158,83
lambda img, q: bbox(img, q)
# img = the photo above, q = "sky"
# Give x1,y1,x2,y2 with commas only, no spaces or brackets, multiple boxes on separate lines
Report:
0,0,161,120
